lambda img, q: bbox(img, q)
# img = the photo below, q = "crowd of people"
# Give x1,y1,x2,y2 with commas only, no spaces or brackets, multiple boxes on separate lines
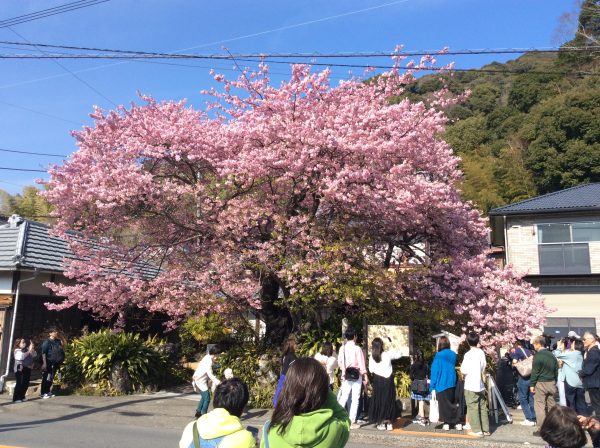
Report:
10,325,600,447
180,328,600,447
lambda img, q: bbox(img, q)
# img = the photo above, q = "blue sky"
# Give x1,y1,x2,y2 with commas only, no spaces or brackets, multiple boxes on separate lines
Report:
0,0,577,195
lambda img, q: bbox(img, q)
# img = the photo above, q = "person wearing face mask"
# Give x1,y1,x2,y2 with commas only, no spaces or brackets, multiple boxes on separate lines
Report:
12,338,36,403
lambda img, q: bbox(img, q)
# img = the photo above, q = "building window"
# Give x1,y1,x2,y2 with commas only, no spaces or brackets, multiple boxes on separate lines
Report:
545,317,596,340
537,223,598,274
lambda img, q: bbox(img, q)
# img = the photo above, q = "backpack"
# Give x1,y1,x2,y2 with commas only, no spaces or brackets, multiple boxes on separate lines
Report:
46,339,65,365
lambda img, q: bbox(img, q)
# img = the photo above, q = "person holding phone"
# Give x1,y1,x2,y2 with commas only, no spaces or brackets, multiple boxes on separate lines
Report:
12,338,36,402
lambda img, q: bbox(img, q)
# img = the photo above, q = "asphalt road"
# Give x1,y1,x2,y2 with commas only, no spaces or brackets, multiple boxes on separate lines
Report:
1,412,179,448
0,390,549,448
0,410,395,448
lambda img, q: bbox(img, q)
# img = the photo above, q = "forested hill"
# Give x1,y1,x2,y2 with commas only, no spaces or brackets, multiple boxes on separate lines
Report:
401,23,600,214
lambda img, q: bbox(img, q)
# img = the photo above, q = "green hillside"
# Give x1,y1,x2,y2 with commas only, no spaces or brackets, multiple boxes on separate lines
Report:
399,3,600,213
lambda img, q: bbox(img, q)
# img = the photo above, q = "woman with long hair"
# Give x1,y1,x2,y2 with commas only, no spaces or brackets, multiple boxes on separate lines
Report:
314,342,338,390
262,357,350,447
272,335,297,406
12,338,36,403
429,336,461,431
368,337,403,430
409,348,431,425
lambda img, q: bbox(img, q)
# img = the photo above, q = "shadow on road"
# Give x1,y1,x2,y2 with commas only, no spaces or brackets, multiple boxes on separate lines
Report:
0,394,183,433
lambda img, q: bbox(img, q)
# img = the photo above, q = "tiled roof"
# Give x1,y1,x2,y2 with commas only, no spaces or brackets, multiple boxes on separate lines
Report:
489,183,600,216
0,217,160,278
0,226,20,269
21,221,71,272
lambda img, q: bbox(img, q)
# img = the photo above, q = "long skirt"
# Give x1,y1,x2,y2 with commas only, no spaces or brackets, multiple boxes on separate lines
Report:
437,387,459,425
369,373,397,424
272,374,286,407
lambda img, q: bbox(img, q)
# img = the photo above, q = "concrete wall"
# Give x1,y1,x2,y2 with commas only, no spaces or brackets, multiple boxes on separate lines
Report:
543,292,600,335
0,272,13,294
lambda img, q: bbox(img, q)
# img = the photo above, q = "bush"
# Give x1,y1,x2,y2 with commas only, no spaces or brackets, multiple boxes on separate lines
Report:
178,315,232,362
61,329,169,394
216,342,278,408
395,370,412,398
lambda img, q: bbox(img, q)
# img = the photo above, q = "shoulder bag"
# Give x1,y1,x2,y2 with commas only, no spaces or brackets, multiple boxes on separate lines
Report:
343,344,361,382
514,348,533,377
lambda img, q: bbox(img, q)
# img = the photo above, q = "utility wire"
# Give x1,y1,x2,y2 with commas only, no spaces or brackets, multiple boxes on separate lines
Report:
2,53,598,77
2,39,600,58
0,167,47,173
0,0,110,28
0,98,81,125
0,147,69,158
8,28,117,107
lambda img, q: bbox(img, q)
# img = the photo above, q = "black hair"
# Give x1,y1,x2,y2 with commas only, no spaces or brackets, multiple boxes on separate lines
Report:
270,358,329,434
344,328,356,341
412,348,424,364
540,406,586,448
467,332,479,347
282,336,297,357
573,339,584,354
371,337,384,363
437,336,451,351
320,342,333,358
209,345,222,356
212,378,249,417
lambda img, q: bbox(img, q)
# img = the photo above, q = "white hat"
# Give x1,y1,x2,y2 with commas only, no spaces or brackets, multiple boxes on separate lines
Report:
567,331,581,339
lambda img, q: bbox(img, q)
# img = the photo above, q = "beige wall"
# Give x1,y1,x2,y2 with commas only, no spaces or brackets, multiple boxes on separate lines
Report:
543,292,600,335
506,217,539,275
590,242,600,274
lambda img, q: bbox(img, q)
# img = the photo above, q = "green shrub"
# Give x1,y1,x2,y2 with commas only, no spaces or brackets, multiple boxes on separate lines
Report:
178,315,232,362
395,370,412,398
61,329,168,394
216,342,278,408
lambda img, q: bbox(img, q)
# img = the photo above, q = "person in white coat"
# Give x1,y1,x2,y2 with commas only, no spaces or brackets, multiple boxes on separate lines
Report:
314,342,338,389
460,332,489,437
193,345,222,418
369,337,403,431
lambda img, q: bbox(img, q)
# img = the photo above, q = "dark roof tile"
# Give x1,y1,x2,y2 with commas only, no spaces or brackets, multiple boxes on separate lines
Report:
489,183,600,216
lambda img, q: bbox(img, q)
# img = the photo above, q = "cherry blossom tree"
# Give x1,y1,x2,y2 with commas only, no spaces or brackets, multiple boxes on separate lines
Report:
43,51,549,349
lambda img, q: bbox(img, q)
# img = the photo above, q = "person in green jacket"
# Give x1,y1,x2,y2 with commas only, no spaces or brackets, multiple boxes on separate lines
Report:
529,335,558,436
261,357,350,448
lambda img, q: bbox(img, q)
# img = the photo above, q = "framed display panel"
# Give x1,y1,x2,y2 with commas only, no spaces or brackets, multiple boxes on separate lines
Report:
367,325,410,357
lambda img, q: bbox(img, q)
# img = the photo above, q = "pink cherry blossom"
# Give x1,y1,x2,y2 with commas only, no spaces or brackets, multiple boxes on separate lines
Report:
42,48,549,349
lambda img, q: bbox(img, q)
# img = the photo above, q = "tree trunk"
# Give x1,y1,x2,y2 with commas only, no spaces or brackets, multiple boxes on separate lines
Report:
260,275,293,346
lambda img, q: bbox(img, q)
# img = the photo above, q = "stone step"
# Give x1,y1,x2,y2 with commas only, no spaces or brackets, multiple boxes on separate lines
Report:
5,379,42,397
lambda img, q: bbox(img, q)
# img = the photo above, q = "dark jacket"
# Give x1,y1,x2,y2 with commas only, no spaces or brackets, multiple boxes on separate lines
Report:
530,348,558,387
581,345,600,389
409,361,428,381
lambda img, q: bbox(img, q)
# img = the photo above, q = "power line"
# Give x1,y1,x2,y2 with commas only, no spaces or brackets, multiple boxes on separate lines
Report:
0,147,68,158
0,99,81,125
2,39,600,59
1,53,598,77
8,28,117,107
0,167,47,173
0,0,110,29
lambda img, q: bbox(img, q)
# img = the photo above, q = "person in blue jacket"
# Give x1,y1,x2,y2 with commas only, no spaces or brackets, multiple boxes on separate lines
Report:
430,336,461,431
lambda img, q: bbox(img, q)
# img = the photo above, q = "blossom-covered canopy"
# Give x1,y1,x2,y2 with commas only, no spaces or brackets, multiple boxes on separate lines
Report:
44,52,549,349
